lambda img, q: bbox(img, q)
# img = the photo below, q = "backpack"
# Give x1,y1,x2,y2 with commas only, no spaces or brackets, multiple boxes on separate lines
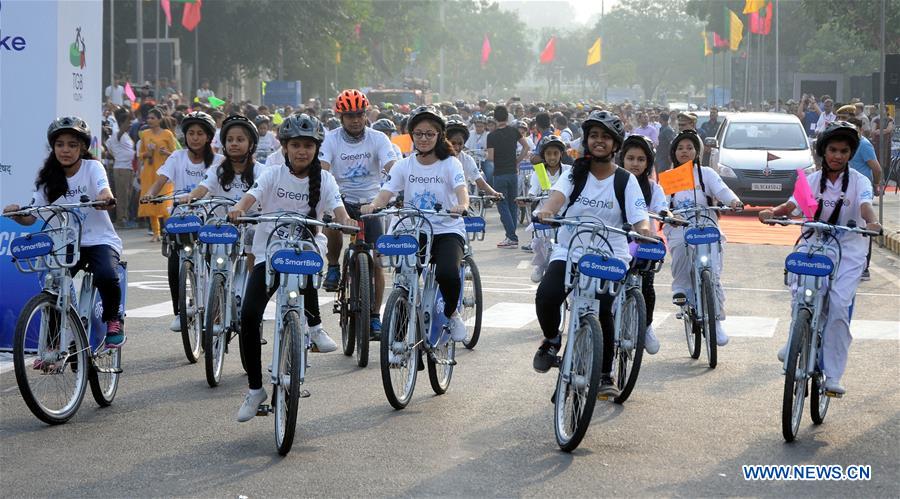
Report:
562,166,632,227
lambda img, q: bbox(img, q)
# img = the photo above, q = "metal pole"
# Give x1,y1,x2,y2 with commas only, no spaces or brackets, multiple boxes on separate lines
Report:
712,49,716,107
155,0,160,101
109,0,114,101
136,0,143,87
438,1,445,97
774,0,780,108
744,33,751,106
194,27,200,106
878,0,886,238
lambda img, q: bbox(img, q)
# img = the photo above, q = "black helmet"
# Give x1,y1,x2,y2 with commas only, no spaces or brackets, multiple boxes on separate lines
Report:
815,121,860,159
669,129,702,166
445,119,470,142
47,116,91,147
407,105,445,135
278,113,324,144
253,115,271,127
454,99,466,108
325,117,341,131
619,134,655,169
180,111,216,138
220,115,259,146
538,134,567,157
447,113,463,123
580,110,625,148
372,118,397,135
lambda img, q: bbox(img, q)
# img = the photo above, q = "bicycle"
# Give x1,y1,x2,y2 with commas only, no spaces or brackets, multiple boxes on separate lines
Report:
669,205,741,369
333,214,376,368
466,194,501,219
542,216,659,450
234,211,357,455
517,163,534,226
460,214,486,349
762,217,881,442
366,205,467,409
5,197,126,424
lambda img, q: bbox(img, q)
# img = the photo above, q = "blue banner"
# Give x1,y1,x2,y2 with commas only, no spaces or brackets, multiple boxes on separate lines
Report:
785,252,834,277
577,254,628,281
375,234,419,256
0,218,44,350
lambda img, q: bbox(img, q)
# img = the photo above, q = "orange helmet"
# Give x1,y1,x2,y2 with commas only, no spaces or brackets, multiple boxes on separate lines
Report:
334,89,370,113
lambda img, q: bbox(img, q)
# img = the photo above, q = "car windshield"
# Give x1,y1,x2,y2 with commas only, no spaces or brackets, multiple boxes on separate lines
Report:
723,122,808,150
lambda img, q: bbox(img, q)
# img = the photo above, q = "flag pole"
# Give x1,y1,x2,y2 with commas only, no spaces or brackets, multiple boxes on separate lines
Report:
136,0,143,86
744,32,751,107
712,48,716,107
109,0,114,100
155,0,160,100
774,0,780,107
878,0,886,239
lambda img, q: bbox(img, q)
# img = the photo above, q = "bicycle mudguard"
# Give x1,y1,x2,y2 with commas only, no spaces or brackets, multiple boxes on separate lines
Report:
164,215,203,234
635,241,667,261
10,233,54,259
463,217,486,233
577,254,628,281
270,250,324,275
684,227,721,245
784,252,834,277
375,234,419,256
199,223,239,245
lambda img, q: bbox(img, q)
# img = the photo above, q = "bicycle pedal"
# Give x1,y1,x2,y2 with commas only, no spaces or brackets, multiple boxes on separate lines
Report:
299,390,311,398
256,404,271,416
825,391,843,399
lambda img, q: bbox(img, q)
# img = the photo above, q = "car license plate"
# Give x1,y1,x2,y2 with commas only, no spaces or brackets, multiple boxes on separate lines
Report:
751,183,782,191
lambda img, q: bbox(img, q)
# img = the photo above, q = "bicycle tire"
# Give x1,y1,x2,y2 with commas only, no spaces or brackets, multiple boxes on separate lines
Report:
461,256,483,350
203,274,227,387
354,252,372,368
782,308,811,442
339,251,354,357
614,288,646,404
554,314,603,452
810,371,830,425
275,309,302,456
427,339,455,395
14,292,89,424
683,309,701,359
380,288,418,409
179,260,201,363
700,269,717,369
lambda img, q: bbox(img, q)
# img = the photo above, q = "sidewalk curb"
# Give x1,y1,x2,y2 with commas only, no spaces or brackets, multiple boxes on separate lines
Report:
883,228,900,256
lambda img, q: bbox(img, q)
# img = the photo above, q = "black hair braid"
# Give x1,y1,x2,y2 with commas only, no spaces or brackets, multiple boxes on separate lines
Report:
307,158,322,219
36,150,95,203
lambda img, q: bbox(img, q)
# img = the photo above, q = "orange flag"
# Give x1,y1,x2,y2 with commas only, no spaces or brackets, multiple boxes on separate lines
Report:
658,161,696,195
391,134,413,155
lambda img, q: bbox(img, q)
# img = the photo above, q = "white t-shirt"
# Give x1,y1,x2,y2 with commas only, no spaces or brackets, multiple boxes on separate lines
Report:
790,168,873,255
458,151,482,183
528,164,569,197
212,129,222,151
549,170,648,263
265,148,285,167
465,131,489,162
648,182,667,213
105,133,135,170
157,149,225,194
246,167,344,262
255,131,279,162
667,166,739,211
30,159,122,255
105,85,125,106
319,127,398,203
382,155,468,239
200,162,265,216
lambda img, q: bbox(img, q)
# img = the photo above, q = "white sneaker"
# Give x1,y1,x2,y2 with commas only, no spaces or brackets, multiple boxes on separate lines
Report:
169,316,181,332
777,343,788,362
236,388,267,422
448,313,467,342
824,377,845,395
715,321,729,346
530,265,544,283
310,326,337,353
644,325,660,355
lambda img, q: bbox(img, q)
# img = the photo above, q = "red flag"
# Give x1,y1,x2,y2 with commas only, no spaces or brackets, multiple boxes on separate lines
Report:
712,32,729,49
539,36,556,64
766,152,781,162
160,0,172,26
481,35,491,67
181,0,202,32
749,2,773,35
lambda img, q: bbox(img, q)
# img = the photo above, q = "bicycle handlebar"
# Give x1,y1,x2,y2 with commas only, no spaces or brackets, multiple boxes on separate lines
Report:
544,216,661,244
762,217,883,237
3,197,114,218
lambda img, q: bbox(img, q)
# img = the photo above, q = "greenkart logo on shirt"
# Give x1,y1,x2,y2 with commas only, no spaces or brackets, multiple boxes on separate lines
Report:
575,196,613,209
408,174,443,184
276,187,309,201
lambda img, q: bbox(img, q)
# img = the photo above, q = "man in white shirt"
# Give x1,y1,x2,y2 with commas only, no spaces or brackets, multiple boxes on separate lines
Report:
105,78,125,106
814,98,836,133
196,79,215,103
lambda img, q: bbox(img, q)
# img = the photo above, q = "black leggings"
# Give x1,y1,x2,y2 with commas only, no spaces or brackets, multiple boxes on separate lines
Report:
72,245,122,322
535,260,616,374
168,248,179,315
422,233,465,318
640,269,656,326
240,262,322,390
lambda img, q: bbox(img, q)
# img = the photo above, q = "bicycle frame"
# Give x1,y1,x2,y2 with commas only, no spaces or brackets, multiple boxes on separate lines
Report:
200,218,247,335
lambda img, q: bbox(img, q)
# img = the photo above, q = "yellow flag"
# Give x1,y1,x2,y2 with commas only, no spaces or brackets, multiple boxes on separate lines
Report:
586,37,602,66
658,161,696,195
702,31,712,56
729,9,744,51
261,80,267,96
743,0,766,14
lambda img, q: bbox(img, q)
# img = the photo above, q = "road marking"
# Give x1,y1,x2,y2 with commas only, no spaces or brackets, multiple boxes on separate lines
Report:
851,320,900,340
868,261,900,290
127,301,174,318
516,260,530,270
467,303,537,329
721,316,779,337
122,248,152,256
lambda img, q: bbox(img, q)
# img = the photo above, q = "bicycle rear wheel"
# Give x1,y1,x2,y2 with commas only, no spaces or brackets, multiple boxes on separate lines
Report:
461,256,483,349
339,252,354,357
614,288,646,404
380,288,418,409
275,310,302,456
782,309,811,442
14,292,89,424
353,252,372,368
700,269,717,369
554,315,602,452
179,260,202,363
203,274,227,387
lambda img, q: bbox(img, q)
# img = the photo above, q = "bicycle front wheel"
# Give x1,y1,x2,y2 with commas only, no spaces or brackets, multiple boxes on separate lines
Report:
339,252,354,357
179,260,202,363
203,273,227,387
14,292,90,424
683,310,701,359
700,269,717,369
461,256,483,349
614,288,646,404
554,315,602,452
782,308,811,442
810,370,830,425
353,252,372,368
380,288,418,409
275,310,302,456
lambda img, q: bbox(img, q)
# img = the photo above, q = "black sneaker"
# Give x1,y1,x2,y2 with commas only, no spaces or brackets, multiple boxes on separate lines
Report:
598,374,620,398
672,292,687,306
533,337,561,373
860,269,870,281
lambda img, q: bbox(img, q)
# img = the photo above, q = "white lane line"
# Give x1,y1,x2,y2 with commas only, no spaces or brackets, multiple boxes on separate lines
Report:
122,248,152,256
721,316,779,337
126,301,174,318
466,303,537,329
652,282,899,298
851,320,900,340
516,260,530,270
868,261,900,290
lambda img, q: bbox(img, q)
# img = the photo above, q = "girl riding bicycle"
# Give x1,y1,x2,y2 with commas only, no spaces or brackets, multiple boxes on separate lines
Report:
4,117,125,349
618,134,667,355
228,113,353,422
445,118,503,198
361,106,471,343
532,111,651,398
141,111,224,332
521,134,571,283
759,121,881,395
665,129,742,347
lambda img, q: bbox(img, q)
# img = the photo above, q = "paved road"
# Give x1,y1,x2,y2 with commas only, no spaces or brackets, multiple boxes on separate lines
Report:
1,211,898,497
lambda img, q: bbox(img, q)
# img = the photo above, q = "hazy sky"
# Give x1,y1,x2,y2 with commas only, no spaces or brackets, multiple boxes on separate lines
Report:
497,0,620,28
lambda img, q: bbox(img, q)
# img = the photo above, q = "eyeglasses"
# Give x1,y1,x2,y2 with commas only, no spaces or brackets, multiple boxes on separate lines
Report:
412,131,438,140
